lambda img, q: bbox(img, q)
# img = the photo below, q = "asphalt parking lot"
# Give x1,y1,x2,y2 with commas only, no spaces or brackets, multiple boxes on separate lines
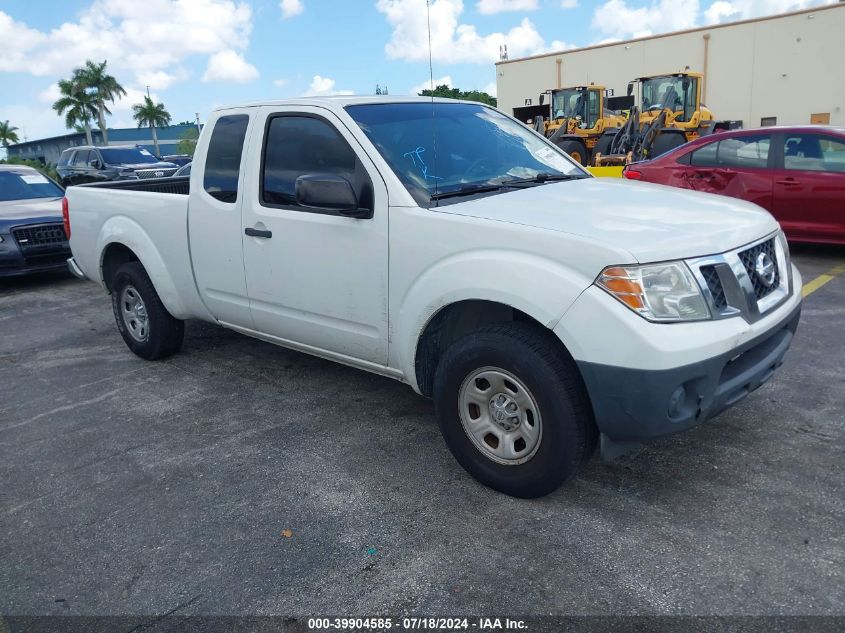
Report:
1,246,843,622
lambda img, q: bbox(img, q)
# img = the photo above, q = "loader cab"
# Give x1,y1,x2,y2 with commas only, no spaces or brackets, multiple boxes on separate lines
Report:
549,86,603,131
637,73,702,126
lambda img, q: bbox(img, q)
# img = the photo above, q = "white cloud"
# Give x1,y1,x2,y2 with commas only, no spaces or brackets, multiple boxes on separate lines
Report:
273,78,289,87
483,81,497,96
476,0,538,14
377,0,547,64
0,1,255,87
560,0,578,7
202,49,259,83
703,0,834,24
280,0,304,19
591,0,700,39
548,39,577,51
304,75,354,96
409,75,453,95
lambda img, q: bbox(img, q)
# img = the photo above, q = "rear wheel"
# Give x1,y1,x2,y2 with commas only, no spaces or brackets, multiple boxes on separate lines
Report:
111,261,184,360
433,323,597,498
556,140,588,166
650,132,687,158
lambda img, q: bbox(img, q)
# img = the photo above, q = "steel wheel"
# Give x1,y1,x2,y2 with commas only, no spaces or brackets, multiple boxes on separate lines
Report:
119,285,149,343
458,366,543,465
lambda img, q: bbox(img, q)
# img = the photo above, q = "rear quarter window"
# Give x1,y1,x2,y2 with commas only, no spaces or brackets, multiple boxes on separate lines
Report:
204,114,249,203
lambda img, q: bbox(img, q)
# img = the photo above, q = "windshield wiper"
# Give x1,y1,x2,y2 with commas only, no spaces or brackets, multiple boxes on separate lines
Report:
499,172,588,186
429,183,517,202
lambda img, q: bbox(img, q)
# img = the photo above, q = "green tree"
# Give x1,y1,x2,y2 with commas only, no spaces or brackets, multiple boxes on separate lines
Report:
132,95,172,156
175,128,199,156
74,60,126,145
418,84,497,107
0,120,20,147
52,78,97,145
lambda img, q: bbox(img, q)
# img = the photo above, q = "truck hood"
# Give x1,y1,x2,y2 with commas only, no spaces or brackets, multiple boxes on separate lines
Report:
437,177,780,263
0,198,63,232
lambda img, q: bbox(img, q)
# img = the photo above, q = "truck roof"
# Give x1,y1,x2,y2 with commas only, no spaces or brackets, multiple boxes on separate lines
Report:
213,95,477,112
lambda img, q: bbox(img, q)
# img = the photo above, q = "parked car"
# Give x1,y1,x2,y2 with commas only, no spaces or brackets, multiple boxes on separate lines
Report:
65,97,802,497
623,126,845,245
56,145,179,187
161,154,193,167
173,162,191,177
0,165,70,277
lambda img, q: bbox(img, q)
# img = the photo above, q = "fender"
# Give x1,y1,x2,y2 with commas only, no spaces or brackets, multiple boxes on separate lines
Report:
97,215,192,319
393,249,592,392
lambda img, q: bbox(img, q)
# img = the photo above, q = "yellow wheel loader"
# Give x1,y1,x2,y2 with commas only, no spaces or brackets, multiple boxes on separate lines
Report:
538,85,631,166
595,71,741,166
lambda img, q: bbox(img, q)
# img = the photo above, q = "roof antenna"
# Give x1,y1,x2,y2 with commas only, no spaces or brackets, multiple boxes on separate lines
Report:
426,0,439,205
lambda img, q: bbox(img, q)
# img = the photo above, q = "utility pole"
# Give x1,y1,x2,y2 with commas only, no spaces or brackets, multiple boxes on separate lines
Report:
195,113,201,133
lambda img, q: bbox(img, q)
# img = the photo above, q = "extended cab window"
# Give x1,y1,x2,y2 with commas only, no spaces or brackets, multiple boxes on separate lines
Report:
204,114,249,203
690,141,717,167
261,115,373,211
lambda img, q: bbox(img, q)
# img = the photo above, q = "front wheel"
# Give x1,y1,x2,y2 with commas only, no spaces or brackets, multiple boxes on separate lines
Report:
110,261,184,360
555,139,588,166
433,323,597,498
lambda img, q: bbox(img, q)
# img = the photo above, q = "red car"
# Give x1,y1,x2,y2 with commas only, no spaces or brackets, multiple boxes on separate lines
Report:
623,126,845,245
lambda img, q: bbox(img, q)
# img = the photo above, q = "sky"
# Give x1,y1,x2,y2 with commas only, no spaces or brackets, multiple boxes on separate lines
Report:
0,0,838,145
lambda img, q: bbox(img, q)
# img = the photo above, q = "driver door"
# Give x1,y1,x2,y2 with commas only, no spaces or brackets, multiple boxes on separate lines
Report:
240,106,389,365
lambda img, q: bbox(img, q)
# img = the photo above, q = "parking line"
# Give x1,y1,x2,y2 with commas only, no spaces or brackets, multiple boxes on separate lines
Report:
802,263,845,298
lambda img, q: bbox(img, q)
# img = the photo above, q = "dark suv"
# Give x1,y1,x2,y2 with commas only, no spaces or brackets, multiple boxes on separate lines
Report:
56,146,179,187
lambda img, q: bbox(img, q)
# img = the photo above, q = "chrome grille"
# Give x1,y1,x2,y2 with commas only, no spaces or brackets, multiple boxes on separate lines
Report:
135,168,177,179
738,238,780,301
688,232,791,324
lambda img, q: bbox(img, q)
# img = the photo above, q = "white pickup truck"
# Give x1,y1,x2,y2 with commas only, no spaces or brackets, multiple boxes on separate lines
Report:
65,96,802,497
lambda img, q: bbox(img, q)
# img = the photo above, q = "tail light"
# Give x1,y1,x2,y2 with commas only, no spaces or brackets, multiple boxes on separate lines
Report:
62,197,70,239
623,169,643,180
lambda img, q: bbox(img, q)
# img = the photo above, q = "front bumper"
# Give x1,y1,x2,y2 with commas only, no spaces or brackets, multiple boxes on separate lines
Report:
0,239,71,278
576,301,801,443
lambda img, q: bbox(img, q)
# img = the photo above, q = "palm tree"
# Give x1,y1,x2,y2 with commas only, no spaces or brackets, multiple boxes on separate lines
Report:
132,96,171,156
52,79,97,145
0,120,20,147
75,60,126,145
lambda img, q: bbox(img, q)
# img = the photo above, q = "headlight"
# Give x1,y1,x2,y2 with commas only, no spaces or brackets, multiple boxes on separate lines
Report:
596,261,711,322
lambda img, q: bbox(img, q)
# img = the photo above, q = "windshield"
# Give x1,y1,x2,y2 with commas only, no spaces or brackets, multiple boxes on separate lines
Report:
346,102,585,206
551,89,584,120
99,147,161,164
640,75,698,123
0,170,64,202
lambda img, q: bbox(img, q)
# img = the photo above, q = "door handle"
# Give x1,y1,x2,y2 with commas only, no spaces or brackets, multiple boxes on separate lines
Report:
244,227,272,238
776,178,798,185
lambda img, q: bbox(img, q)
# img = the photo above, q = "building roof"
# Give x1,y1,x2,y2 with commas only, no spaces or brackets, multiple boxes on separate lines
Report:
496,3,844,66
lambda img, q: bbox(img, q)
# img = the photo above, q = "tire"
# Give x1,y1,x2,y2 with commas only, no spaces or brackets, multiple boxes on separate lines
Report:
433,323,598,498
556,139,588,166
110,261,184,360
649,132,687,158
592,132,616,165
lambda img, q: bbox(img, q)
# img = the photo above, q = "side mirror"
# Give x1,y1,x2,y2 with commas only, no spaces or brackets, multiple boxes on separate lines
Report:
627,82,634,97
295,174,372,219
90,159,102,169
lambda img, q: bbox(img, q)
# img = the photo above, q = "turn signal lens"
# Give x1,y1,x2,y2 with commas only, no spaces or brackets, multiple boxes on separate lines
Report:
623,169,643,180
596,261,710,322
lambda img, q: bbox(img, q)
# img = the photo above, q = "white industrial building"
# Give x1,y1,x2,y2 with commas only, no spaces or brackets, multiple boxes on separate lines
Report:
495,3,845,128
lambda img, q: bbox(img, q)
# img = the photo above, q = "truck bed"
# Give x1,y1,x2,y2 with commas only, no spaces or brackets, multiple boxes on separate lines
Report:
79,176,190,195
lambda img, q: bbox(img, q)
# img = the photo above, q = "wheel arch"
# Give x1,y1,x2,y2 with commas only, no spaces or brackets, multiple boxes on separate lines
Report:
413,299,581,399
97,216,191,319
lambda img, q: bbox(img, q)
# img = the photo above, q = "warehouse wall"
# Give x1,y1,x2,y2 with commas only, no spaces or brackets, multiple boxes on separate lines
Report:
496,4,845,128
